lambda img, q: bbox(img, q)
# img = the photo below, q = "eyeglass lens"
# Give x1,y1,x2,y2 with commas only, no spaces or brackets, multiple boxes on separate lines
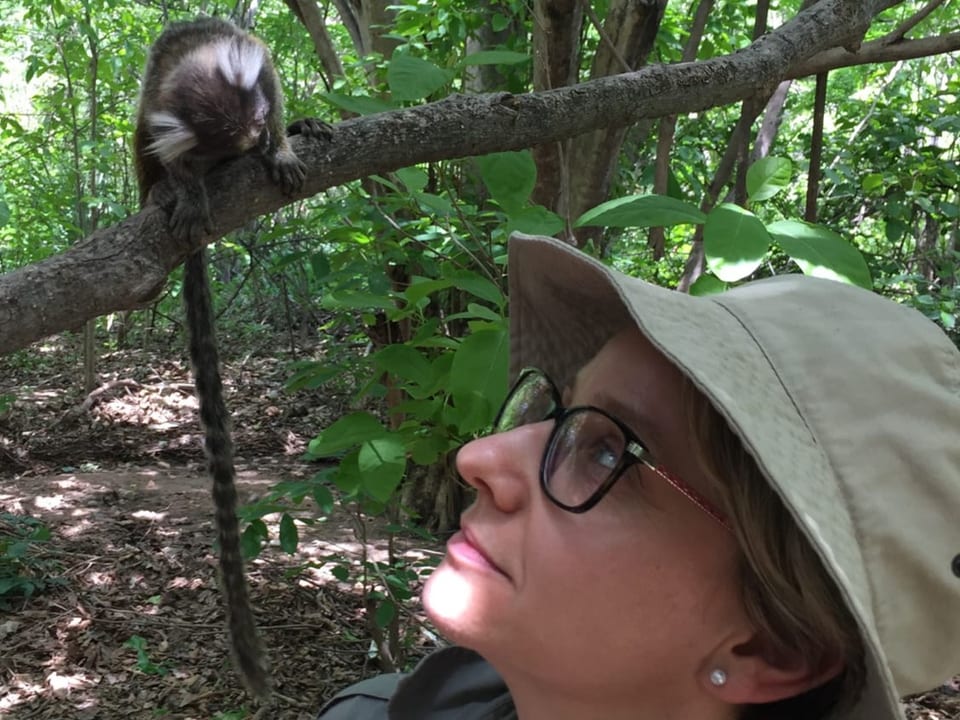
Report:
495,371,632,509
545,409,628,508
494,371,558,431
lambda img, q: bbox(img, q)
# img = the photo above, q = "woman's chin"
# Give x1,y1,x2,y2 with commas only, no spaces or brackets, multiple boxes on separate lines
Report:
422,558,497,644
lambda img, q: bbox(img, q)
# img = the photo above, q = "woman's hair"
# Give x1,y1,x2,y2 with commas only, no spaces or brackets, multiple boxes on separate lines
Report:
680,377,866,720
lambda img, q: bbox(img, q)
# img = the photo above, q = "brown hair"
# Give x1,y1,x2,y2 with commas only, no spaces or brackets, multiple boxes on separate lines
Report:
681,377,866,720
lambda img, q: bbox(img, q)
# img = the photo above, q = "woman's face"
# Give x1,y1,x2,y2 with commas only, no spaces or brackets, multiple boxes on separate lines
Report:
422,328,749,704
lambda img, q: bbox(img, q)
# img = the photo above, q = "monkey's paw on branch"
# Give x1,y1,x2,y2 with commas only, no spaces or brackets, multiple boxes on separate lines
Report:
269,148,309,194
287,117,333,141
147,180,213,243
170,202,213,242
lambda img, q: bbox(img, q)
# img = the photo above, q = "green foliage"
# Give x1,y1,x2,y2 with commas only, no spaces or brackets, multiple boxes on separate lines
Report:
303,270,508,505
0,513,59,606
478,151,563,236
582,157,873,289
123,635,169,676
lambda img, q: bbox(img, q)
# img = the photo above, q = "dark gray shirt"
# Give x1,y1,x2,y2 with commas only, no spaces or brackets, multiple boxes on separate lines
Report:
317,646,516,719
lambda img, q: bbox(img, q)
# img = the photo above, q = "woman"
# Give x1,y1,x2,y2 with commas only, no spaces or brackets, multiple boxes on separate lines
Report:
318,233,960,720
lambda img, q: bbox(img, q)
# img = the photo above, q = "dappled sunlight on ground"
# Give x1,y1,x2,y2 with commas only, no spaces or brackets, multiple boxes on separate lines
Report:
0,467,439,719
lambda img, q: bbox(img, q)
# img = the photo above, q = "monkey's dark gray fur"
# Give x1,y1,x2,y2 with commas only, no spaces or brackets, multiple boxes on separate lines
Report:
134,16,329,698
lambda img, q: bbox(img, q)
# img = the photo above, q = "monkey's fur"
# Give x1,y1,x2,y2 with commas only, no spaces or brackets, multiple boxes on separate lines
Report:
134,17,325,698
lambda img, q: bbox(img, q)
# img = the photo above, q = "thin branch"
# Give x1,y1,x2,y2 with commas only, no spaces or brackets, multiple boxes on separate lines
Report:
580,0,632,73
883,0,945,44
788,31,960,78
805,72,828,223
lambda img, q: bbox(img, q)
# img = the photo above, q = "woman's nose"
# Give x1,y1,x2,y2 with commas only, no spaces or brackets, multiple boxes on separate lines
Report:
455,422,551,513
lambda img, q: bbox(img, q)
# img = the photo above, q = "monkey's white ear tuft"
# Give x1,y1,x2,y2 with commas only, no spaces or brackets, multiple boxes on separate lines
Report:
146,111,198,163
216,37,265,91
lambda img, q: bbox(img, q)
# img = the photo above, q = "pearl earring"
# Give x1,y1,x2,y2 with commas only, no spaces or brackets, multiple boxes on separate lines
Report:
709,669,728,687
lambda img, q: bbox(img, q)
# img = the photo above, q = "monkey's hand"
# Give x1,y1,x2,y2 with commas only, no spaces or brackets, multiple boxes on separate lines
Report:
149,172,213,242
287,118,333,141
169,196,214,242
268,147,307,195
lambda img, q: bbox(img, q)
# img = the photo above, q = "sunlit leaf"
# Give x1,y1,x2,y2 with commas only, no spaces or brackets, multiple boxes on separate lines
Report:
703,204,770,281
767,220,872,289
576,194,705,228
746,157,792,202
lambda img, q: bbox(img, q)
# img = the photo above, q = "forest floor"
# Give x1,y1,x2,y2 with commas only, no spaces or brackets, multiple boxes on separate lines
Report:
0,336,958,720
0,335,437,720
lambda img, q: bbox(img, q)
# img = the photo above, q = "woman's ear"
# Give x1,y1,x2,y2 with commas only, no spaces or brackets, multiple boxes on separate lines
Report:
700,633,845,705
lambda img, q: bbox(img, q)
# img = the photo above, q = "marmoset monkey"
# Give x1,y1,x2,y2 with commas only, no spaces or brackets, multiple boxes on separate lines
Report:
134,16,328,698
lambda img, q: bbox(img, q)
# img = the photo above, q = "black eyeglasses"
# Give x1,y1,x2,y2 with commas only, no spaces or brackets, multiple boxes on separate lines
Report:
493,367,730,529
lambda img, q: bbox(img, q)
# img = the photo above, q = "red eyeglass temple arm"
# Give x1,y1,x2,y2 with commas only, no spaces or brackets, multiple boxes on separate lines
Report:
650,463,733,533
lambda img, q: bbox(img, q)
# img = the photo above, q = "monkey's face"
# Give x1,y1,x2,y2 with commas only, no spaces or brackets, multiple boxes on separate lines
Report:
146,35,272,165
193,80,270,156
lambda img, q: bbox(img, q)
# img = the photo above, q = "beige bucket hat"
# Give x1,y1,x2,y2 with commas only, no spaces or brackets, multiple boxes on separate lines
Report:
507,232,960,720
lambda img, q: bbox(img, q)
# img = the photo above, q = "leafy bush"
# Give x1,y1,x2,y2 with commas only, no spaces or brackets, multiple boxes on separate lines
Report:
0,513,60,606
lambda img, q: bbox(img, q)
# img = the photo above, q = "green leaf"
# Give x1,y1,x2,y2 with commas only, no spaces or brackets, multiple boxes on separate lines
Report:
413,191,455,216
387,54,453,101
443,268,506,307
861,173,884,194
404,276,455,306
312,484,335,514
450,328,509,432
279,514,299,554
767,220,872,289
320,92,397,116
689,274,727,297
285,361,347,392
409,431,453,465
461,50,530,66
504,205,565,236
374,598,397,628
241,523,266,559
576,194,706,228
446,303,503,323
491,13,511,32
308,412,388,457
703,204,770,282
331,564,351,582
358,438,406,502
321,291,397,311
373,345,434,388
746,157,792,202
478,151,537,214
395,166,428,192
333,452,363,494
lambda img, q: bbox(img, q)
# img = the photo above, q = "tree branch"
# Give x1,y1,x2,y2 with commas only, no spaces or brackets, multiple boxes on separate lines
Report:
787,31,960,78
883,0,945,45
0,0,891,354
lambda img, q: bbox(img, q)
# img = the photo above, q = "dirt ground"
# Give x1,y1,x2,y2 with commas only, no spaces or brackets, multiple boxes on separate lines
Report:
0,340,437,720
1,339,957,720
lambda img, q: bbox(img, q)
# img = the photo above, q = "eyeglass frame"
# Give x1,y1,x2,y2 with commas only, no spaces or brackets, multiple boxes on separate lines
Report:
493,367,732,531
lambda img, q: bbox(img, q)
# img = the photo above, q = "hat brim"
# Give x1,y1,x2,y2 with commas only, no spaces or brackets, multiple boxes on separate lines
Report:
507,232,902,720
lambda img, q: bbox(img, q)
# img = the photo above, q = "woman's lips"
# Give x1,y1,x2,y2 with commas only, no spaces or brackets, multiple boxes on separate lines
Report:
447,527,507,577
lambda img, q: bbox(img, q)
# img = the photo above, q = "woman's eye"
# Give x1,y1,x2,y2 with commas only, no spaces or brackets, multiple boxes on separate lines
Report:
588,440,620,472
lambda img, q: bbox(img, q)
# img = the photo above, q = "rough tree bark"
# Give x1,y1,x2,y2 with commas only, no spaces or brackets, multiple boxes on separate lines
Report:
565,0,667,244
0,0,936,355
